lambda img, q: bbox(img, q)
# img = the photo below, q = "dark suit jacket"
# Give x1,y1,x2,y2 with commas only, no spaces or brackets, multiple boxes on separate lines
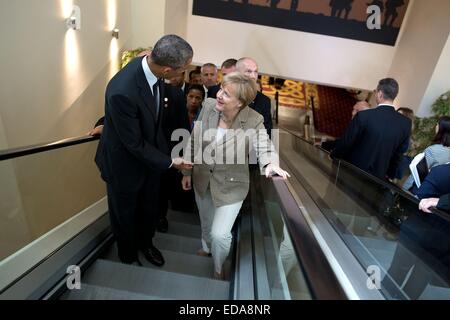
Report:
95,57,172,193
437,194,450,213
415,164,450,200
331,105,411,180
180,82,190,96
161,85,190,152
250,92,273,137
96,84,189,152
207,84,221,99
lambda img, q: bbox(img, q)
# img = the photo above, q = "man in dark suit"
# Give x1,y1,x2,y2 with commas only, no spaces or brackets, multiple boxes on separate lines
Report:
90,83,191,233
200,63,218,97
169,71,190,96
94,35,193,266
414,164,450,200
157,84,192,231
331,78,411,180
207,58,237,99
236,57,273,137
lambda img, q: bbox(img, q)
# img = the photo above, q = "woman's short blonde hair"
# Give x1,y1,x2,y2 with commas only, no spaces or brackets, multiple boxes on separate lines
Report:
222,72,258,108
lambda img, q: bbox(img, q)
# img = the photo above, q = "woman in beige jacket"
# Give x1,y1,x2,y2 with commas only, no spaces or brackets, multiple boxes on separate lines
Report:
182,72,289,279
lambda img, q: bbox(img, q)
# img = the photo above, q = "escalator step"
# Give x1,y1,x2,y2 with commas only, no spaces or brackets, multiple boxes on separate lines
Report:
81,259,230,300
102,244,224,279
153,233,201,255
167,209,201,226
62,283,167,300
161,221,201,239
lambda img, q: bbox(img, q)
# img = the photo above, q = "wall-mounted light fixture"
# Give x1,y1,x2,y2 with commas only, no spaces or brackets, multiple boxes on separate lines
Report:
112,28,120,39
66,5,81,30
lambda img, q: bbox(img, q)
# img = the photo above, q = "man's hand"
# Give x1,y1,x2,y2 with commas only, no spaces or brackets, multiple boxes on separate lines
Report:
172,158,193,171
419,198,439,213
265,164,291,180
88,125,104,136
182,175,192,191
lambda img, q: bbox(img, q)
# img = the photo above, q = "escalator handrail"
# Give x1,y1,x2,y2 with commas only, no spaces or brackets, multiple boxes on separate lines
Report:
0,135,100,161
271,178,348,300
280,126,450,221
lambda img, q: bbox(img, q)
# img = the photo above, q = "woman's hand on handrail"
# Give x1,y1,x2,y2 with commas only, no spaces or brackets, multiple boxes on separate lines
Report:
265,164,291,180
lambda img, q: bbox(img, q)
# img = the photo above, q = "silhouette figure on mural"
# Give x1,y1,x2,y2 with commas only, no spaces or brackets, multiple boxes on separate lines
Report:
270,0,281,9
329,0,354,19
384,0,405,27
291,0,299,12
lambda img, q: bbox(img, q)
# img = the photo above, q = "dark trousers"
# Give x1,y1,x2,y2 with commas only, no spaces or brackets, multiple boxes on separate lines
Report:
159,168,195,218
107,176,160,263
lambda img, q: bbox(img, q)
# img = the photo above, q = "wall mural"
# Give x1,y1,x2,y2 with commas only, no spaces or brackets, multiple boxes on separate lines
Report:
193,0,409,45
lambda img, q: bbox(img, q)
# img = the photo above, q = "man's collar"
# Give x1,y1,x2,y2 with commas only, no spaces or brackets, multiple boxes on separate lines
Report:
141,56,158,92
377,103,396,109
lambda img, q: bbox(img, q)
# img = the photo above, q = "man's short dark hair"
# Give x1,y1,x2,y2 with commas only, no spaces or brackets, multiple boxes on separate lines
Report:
186,84,206,100
189,69,201,80
221,58,237,69
151,35,193,69
201,63,217,73
377,78,399,101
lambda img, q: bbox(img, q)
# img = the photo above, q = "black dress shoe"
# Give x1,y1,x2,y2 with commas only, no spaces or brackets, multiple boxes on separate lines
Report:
157,217,169,233
140,246,165,267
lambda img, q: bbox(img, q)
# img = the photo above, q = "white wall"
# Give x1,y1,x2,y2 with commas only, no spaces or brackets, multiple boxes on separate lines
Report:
0,0,132,260
0,0,132,148
184,0,404,90
388,0,450,116
417,34,450,117
131,0,166,49
165,0,189,38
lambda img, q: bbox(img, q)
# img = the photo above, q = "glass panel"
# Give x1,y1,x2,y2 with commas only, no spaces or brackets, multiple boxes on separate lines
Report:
250,170,312,300
0,141,105,262
282,130,450,300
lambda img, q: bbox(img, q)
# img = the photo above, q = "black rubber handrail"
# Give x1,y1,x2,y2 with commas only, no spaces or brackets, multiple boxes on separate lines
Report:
0,135,100,161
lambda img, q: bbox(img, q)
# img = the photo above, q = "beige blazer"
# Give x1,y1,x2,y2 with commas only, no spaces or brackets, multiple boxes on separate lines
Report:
183,98,278,207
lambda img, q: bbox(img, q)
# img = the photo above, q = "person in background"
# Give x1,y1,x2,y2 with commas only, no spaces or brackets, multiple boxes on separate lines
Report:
351,100,370,119
412,163,450,200
419,193,450,213
201,63,218,96
403,116,450,190
236,57,273,137
207,58,238,99
393,107,415,181
319,101,370,152
169,71,189,95
186,84,206,130
189,69,202,85
331,78,411,180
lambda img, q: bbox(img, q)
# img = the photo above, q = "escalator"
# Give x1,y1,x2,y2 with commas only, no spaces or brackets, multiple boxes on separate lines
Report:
61,208,231,300
277,127,450,300
1,128,448,300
